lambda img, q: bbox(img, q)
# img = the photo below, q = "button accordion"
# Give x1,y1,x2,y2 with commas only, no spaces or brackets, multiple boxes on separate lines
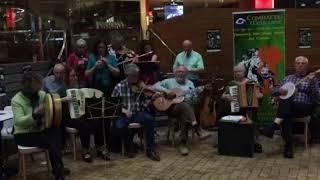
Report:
229,82,259,113
66,88,104,119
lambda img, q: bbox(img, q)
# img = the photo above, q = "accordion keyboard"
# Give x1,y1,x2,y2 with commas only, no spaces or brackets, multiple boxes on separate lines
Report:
229,86,240,113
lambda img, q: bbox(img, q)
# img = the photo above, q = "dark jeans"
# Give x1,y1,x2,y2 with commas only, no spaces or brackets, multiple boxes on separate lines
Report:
116,111,155,150
14,128,64,177
277,98,312,147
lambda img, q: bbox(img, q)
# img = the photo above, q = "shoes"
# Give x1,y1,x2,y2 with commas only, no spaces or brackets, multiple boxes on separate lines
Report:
283,146,293,158
63,168,71,176
179,144,189,156
254,143,263,153
124,151,136,158
146,149,160,161
97,149,111,161
82,152,93,163
199,130,211,140
261,123,279,139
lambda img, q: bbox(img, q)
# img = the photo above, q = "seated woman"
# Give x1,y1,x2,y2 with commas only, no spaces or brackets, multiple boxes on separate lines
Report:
12,72,69,180
58,67,110,162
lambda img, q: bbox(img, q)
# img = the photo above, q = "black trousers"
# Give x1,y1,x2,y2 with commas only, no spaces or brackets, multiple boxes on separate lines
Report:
14,128,64,177
66,118,92,149
277,98,312,147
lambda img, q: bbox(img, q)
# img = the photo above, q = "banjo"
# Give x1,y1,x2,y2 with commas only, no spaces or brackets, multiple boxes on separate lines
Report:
280,69,320,100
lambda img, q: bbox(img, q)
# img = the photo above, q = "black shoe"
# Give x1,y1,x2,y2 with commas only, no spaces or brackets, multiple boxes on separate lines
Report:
146,149,160,161
261,123,278,138
55,177,65,180
82,152,93,163
254,143,263,153
97,149,111,161
124,151,136,158
283,146,293,158
63,168,71,176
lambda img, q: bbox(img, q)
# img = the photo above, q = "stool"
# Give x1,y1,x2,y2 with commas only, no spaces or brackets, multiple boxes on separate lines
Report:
65,127,79,160
292,116,311,149
121,123,145,156
18,145,50,180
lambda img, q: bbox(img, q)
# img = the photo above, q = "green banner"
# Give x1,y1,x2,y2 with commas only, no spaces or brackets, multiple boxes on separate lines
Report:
233,10,286,125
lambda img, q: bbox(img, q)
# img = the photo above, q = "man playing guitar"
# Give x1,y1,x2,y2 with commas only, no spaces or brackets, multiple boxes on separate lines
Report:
152,66,200,156
261,56,317,158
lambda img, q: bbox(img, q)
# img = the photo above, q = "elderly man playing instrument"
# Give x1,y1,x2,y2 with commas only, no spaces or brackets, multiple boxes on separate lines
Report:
221,64,263,153
111,63,160,161
11,72,70,180
261,56,317,158
152,66,200,156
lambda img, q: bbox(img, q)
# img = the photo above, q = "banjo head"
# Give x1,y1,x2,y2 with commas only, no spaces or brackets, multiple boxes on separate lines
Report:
279,82,296,100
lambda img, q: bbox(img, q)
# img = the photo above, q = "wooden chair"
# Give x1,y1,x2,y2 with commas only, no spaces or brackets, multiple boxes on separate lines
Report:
292,116,311,149
17,145,50,180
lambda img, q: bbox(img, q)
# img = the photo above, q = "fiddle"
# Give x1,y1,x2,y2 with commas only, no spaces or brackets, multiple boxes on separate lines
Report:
131,81,156,97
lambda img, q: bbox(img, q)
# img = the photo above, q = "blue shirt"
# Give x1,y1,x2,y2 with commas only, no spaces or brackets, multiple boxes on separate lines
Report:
173,50,204,80
43,75,65,93
153,78,199,105
86,54,118,92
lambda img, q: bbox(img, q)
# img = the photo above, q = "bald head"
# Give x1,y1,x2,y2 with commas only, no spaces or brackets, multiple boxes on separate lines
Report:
294,56,309,75
53,63,65,81
182,40,193,55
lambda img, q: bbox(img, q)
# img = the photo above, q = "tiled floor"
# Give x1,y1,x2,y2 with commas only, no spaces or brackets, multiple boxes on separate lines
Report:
9,130,320,180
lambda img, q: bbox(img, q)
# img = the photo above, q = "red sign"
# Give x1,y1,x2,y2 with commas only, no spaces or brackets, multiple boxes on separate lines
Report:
255,0,274,9
6,8,16,29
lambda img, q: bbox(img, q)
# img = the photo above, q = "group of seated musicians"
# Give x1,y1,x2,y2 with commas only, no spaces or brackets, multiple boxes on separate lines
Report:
10,36,320,180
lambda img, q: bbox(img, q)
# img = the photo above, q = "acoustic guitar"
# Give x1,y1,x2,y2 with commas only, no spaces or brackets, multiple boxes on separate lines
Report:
153,85,208,112
199,80,225,128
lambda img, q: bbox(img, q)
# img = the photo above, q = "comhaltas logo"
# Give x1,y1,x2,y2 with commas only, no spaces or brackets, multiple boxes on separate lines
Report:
235,18,246,25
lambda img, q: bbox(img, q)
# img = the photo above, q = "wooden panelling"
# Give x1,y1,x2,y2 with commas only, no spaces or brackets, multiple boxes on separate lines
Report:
150,8,320,82
2,61,50,99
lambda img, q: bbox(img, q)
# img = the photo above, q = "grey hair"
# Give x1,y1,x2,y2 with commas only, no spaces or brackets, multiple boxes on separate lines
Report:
295,56,309,63
124,63,140,75
76,38,87,47
234,63,246,72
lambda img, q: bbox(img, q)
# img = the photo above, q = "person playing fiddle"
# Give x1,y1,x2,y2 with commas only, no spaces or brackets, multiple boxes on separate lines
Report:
111,63,160,161
133,43,159,85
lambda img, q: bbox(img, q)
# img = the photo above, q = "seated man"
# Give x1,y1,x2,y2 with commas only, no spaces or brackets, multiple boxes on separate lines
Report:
111,63,160,161
152,66,199,156
311,74,320,142
261,56,316,158
11,72,70,180
221,64,263,153
43,63,66,93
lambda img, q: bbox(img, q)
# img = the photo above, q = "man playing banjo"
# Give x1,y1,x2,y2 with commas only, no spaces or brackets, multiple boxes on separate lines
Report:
261,56,317,158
